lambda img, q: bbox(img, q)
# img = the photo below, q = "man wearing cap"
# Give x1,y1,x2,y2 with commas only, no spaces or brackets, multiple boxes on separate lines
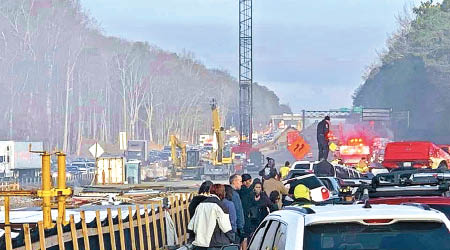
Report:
317,116,331,161
293,184,314,207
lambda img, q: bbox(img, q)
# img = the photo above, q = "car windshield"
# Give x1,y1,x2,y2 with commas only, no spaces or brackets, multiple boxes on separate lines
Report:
304,222,450,250
429,204,450,220
294,163,310,170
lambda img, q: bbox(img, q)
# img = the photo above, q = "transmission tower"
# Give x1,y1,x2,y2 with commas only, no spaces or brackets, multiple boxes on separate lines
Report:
239,0,253,145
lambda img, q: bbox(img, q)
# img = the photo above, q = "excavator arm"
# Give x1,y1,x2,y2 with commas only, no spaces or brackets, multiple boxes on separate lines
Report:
211,99,224,164
170,135,187,170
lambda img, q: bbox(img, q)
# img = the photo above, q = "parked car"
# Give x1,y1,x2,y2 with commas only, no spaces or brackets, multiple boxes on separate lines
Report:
66,164,78,174
284,174,330,202
71,161,87,174
318,177,341,198
286,161,362,180
382,141,450,170
248,204,450,250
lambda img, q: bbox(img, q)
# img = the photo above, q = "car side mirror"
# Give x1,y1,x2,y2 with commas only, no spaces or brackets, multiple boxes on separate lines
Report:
221,244,240,250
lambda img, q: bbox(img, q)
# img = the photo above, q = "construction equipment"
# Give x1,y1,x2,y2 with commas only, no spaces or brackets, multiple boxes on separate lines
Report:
170,135,187,171
170,135,203,179
239,0,253,145
204,99,232,179
0,146,72,230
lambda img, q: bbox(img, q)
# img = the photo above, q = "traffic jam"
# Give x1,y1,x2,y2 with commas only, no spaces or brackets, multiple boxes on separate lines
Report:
186,116,450,250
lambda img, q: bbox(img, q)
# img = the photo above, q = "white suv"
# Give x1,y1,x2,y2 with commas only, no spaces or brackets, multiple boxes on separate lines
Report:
248,204,450,250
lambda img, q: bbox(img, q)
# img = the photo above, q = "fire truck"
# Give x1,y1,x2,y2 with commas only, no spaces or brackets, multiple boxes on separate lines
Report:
332,122,391,166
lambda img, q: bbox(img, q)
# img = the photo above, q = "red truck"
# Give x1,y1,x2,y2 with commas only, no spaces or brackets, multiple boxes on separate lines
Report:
382,141,450,170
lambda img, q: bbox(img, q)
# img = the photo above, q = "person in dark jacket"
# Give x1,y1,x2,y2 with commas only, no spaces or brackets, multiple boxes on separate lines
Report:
188,184,234,249
317,116,331,161
259,157,275,181
248,179,271,235
239,174,253,246
189,181,213,218
223,185,237,233
229,174,244,244
313,159,336,177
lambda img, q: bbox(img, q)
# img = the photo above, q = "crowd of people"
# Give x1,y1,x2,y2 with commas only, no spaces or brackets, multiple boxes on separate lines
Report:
187,160,293,249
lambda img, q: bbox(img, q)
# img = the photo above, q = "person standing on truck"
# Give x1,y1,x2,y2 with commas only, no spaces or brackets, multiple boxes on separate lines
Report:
317,116,331,161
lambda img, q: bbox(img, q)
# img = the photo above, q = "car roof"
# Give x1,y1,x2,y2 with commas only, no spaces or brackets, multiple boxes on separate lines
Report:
272,204,450,228
370,196,450,205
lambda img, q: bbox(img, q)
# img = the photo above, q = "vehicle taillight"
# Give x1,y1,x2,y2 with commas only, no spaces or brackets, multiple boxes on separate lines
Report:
363,219,393,224
321,187,330,200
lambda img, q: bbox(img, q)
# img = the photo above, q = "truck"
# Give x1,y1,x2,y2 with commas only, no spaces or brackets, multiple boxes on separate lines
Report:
127,140,148,163
382,141,450,170
96,156,125,184
0,141,43,178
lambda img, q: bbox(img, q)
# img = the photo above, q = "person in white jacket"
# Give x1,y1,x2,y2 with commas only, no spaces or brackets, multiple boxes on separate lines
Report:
188,184,235,249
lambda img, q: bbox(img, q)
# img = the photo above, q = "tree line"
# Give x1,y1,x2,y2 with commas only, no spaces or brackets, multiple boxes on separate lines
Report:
0,0,289,154
353,0,450,142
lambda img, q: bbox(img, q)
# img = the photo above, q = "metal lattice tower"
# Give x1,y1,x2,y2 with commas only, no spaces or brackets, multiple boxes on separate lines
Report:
239,0,253,144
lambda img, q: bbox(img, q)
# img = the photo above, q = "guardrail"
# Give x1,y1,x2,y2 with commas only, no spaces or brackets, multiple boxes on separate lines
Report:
1,193,194,250
13,173,95,187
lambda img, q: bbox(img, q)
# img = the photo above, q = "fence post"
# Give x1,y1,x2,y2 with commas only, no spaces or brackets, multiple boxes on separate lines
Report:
4,223,12,250
38,221,46,250
181,194,188,244
23,224,32,250
136,205,145,250
107,208,117,250
175,195,182,244
96,210,106,250
158,200,166,247
80,211,90,250
57,217,66,250
144,204,153,250
117,208,126,250
151,203,160,249
70,215,79,250
128,206,137,250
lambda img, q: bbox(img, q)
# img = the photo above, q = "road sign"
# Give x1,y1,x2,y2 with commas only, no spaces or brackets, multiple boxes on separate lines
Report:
89,143,104,158
362,108,391,121
287,136,310,160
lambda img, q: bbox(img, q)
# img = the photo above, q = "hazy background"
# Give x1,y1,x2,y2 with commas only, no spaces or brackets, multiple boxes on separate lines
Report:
80,0,424,111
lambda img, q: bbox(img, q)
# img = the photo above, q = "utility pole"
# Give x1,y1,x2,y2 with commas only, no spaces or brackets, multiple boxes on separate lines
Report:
239,0,253,145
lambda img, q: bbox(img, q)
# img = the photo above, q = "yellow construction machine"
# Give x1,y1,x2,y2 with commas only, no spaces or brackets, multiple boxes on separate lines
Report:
170,134,203,179
203,99,232,180
170,135,186,170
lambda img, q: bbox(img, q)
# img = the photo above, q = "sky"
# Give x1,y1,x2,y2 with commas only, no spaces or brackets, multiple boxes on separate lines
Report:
80,0,425,112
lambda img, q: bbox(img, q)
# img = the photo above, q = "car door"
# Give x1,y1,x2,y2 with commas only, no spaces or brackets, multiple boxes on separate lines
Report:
273,222,287,250
249,220,268,250
260,220,280,250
